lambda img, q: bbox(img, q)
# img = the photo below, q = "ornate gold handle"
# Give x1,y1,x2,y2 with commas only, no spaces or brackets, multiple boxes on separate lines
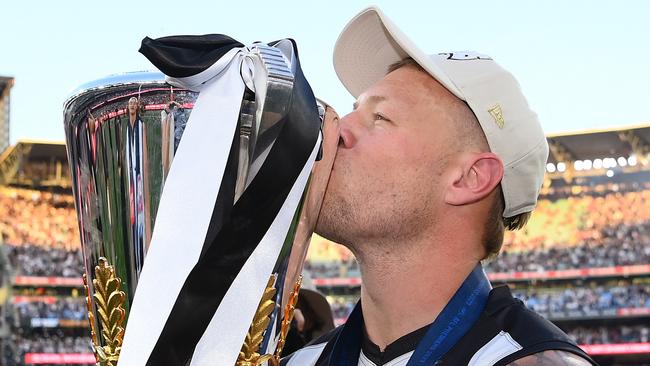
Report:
236,275,302,366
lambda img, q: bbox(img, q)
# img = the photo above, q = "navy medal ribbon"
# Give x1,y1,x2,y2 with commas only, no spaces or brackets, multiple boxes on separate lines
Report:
328,264,491,366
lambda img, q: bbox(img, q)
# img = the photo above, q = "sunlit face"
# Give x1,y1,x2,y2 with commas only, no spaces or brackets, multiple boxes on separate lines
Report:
316,66,461,249
128,98,138,115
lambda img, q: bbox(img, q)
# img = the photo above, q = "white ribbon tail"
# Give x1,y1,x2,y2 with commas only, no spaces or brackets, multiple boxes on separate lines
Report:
119,49,245,366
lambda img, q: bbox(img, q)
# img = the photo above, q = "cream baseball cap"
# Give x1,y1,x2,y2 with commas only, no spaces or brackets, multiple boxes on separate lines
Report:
333,6,549,218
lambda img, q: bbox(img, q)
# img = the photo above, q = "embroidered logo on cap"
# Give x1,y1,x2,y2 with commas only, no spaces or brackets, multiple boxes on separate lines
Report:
439,52,492,61
488,104,505,129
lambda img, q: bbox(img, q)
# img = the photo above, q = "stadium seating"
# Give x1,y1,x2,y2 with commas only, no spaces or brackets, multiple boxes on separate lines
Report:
306,187,650,277
1,169,649,364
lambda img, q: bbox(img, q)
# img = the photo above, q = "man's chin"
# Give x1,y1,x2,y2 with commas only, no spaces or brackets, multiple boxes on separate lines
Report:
314,214,335,242
314,183,360,244
314,208,351,248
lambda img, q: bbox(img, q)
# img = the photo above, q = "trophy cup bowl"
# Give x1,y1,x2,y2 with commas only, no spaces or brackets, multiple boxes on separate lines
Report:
64,63,338,365
64,72,200,364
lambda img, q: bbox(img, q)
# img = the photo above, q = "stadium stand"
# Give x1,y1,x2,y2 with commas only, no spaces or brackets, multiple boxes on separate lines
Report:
566,324,649,345
0,77,12,154
0,141,92,365
0,123,648,365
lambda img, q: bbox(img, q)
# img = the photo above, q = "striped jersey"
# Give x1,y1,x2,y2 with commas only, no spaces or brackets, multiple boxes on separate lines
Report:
281,286,597,366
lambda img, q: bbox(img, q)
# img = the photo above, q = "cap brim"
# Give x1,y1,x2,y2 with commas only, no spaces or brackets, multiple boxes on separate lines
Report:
333,6,463,99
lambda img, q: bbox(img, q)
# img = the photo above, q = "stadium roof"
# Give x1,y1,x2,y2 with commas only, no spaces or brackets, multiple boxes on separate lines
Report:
0,76,14,95
0,140,69,189
16,139,67,160
0,123,648,189
547,123,650,165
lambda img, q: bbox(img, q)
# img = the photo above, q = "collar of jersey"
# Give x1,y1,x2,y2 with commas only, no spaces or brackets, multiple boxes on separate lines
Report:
327,264,491,366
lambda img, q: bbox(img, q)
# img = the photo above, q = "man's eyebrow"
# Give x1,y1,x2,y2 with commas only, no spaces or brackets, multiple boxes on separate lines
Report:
353,95,387,110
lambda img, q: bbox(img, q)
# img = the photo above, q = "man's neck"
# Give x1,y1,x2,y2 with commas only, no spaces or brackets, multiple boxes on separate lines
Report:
357,237,480,351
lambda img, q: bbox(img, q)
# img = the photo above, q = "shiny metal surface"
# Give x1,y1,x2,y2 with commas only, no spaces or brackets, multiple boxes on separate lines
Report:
65,71,195,302
65,72,198,362
235,43,295,201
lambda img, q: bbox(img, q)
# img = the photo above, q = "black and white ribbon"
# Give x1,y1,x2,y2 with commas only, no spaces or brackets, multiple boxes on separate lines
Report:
119,35,321,366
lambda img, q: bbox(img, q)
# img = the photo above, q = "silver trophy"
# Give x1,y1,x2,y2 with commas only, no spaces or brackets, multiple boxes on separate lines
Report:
63,39,339,366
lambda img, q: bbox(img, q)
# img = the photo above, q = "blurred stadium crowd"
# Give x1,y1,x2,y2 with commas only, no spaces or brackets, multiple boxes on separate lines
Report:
1,188,82,278
0,188,78,249
307,186,650,276
12,298,86,326
1,181,650,363
513,283,650,316
0,188,91,364
568,325,650,345
3,331,90,365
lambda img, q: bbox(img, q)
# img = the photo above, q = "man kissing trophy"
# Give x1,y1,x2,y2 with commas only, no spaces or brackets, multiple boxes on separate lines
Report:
63,34,339,366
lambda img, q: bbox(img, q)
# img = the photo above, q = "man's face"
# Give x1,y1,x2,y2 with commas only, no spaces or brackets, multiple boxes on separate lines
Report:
316,66,462,249
128,98,138,114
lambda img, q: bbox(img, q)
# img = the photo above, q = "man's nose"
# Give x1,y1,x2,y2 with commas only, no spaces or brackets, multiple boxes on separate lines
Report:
338,111,366,148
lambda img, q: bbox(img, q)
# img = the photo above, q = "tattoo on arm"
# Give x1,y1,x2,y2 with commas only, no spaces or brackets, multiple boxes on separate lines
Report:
506,350,592,366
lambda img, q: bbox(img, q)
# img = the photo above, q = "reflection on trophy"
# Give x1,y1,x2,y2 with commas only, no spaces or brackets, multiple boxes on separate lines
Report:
63,35,339,366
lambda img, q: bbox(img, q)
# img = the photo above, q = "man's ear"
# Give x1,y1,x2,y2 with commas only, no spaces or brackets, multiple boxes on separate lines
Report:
445,152,504,206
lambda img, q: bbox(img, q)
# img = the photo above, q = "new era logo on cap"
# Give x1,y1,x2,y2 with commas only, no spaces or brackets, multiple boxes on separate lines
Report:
488,104,505,129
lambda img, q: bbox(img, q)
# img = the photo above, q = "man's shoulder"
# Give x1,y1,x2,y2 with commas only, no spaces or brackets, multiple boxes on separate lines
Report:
505,350,594,366
458,286,597,365
488,286,574,343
